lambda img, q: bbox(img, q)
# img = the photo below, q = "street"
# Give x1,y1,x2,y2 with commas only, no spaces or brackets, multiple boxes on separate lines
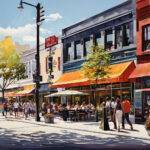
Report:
0,115,150,150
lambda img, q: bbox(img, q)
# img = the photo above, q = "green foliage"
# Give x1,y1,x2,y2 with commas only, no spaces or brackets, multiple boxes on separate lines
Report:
82,45,111,81
0,37,26,92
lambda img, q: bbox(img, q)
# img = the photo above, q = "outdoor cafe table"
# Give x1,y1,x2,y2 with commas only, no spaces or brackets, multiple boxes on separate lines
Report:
67,109,94,121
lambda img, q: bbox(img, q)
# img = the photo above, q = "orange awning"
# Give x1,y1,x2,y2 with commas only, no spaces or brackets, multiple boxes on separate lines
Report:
129,63,150,79
52,61,135,88
16,84,35,97
5,92,17,98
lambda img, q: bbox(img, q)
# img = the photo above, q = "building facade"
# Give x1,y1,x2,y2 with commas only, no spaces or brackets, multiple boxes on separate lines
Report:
53,0,137,107
129,0,150,122
6,39,62,103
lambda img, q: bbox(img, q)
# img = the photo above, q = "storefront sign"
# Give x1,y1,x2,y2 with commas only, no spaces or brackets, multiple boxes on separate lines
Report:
45,35,58,49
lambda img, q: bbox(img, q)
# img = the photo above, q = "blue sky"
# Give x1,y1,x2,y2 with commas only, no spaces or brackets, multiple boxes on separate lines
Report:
0,0,126,47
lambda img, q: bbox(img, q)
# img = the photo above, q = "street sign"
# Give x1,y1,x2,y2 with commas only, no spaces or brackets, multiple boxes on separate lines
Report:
45,35,58,49
33,74,43,83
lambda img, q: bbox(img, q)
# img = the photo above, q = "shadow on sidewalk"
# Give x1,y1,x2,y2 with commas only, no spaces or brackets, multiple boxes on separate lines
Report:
0,127,149,150
0,119,150,149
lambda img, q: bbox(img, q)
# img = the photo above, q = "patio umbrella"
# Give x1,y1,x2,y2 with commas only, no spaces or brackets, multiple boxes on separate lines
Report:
45,90,89,97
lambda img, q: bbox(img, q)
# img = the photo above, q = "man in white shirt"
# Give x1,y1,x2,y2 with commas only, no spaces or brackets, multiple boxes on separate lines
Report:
13,101,19,118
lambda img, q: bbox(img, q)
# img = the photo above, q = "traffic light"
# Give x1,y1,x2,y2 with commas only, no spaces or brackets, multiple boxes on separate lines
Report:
37,3,45,24
48,56,53,72
39,5,45,22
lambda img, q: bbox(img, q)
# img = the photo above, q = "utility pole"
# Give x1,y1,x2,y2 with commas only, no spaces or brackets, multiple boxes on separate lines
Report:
18,1,45,122
35,3,40,122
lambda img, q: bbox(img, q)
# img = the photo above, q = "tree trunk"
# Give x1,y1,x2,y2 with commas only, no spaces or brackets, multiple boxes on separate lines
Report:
2,88,5,103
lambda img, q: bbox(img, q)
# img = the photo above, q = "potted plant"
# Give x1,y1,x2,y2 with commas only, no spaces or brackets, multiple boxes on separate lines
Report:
44,113,54,123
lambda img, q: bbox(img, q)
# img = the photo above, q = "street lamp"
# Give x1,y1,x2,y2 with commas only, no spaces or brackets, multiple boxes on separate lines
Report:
18,0,45,122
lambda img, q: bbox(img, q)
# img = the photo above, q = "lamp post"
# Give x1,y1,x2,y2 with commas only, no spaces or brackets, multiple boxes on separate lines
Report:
18,0,45,122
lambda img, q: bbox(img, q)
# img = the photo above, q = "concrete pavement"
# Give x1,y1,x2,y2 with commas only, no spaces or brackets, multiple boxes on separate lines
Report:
0,115,150,150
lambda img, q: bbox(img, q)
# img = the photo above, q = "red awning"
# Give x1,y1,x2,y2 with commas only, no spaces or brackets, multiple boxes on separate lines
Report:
129,63,150,79
52,61,135,88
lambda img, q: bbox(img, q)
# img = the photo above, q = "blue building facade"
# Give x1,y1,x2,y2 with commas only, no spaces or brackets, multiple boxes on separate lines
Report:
53,0,137,108
62,0,136,72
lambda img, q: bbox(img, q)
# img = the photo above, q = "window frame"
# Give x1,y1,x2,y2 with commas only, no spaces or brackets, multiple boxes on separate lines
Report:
143,24,150,51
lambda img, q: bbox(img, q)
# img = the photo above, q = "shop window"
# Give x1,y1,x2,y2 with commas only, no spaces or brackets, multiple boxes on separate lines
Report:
143,24,150,51
105,29,113,51
75,41,83,59
122,82,131,88
112,83,120,89
143,78,150,88
84,38,91,56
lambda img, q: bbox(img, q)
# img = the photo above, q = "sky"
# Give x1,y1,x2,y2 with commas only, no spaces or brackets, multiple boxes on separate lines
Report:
0,0,127,48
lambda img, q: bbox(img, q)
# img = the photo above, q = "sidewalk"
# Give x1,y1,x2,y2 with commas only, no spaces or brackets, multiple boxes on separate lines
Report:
0,115,150,149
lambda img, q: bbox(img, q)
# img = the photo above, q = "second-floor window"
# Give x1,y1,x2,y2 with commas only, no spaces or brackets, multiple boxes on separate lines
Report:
75,41,83,59
115,26,123,49
84,38,91,56
68,44,74,61
95,33,103,47
105,29,113,51
123,22,133,47
25,61,32,79
143,24,150,51
65,43,74,62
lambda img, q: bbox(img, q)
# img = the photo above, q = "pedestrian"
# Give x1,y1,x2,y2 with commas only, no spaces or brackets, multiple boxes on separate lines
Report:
105,97,111,115
13,100,19,118
115,98,123,132
110,97,117,129
8,102,13,116
61,103,68,121
2,101,8,118
23,101,30,119
121,96,133,130
41,101,47,116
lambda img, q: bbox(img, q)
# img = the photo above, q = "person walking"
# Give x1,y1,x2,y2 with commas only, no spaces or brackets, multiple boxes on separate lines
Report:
121,96,133,130
13,101,19,118
110,97,117,129
115,98,123,132
2,102,8,118
23,101,30,120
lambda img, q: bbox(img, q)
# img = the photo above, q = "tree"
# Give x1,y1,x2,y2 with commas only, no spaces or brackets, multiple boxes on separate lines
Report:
82,45,111,121
0,37,26,102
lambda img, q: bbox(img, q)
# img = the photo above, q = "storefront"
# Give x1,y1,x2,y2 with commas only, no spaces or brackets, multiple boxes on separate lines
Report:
52,61,135,107
129,63,150,122
39,83,57,104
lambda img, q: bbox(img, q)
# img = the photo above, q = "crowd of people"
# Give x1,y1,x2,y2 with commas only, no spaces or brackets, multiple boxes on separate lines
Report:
2,100,36,119
41,101,95,121
105,96,133,132
1,95,134,132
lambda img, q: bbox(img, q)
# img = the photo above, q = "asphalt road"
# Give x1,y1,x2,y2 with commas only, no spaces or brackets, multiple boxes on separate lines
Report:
1,143,150,150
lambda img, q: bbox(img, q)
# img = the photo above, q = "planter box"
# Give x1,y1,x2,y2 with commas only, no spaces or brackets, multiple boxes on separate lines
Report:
44,116,54,123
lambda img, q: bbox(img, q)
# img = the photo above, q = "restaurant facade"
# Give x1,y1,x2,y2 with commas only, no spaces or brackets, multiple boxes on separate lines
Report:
53,0,137,109
129,0,150,122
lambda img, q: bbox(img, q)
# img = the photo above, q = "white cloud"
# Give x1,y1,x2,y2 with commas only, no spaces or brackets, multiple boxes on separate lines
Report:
0,24,50,46
45,12,63,22
22,35,36,42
